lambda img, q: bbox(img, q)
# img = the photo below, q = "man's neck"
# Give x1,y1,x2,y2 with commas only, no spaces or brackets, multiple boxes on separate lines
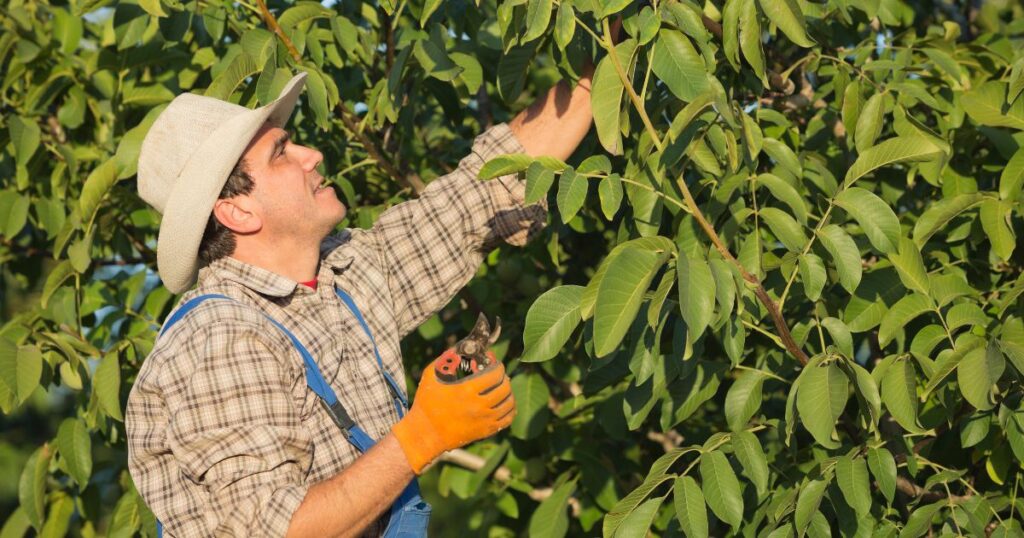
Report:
230,238,321,283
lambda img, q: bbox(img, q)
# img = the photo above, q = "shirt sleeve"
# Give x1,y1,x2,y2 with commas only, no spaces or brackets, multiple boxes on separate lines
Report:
342,122,548,337
164,320,311,537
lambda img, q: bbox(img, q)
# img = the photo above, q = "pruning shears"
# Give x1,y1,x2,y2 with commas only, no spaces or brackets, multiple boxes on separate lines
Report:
435,313,502,383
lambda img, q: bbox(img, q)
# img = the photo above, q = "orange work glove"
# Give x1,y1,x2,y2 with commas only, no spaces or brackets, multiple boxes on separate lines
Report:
392,350,515,474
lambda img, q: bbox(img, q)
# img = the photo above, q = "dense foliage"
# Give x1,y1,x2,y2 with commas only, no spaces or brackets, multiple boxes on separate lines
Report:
1,0,1024,535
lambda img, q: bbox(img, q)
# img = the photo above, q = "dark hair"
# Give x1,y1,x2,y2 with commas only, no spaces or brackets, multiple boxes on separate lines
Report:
196,157,255,267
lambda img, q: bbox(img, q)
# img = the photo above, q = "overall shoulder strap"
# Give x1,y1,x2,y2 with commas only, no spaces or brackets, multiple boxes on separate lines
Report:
334,287,409,410
159,294,231,337
158,293,375,451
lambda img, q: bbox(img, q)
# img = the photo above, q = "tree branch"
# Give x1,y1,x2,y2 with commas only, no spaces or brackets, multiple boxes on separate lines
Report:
433,448,578,511
594,21,810,366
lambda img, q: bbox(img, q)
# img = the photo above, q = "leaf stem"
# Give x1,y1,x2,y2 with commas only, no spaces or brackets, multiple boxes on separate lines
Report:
599,18,664,153
733,364,789,383
616,176,692,215
739,319,785,350
778,197,837,309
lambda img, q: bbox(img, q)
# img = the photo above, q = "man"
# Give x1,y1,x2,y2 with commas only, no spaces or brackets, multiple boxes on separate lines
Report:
126,53,597,536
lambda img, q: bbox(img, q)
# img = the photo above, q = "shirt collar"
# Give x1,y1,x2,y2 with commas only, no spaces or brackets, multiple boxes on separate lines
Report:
200,256,302,298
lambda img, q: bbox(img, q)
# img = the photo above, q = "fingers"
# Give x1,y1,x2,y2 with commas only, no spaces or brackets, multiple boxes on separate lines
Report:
491,391,515,418
481,375,512,407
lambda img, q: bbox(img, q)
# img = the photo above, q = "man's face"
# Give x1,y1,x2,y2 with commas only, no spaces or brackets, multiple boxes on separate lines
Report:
240,122,346,242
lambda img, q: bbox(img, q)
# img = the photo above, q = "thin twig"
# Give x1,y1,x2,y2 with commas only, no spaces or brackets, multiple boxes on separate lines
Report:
592,22,810,366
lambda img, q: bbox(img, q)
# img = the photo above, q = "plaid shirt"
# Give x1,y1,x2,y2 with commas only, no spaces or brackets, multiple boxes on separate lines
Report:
126,123,546,538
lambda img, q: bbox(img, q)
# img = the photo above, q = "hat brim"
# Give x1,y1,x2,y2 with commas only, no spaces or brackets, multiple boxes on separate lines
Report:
157,72,308,294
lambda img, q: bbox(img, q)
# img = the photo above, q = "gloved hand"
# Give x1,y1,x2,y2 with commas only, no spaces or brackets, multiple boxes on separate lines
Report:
392,350,515,474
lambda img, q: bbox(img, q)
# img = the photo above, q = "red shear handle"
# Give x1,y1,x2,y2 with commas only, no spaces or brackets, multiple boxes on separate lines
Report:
433,348,498,383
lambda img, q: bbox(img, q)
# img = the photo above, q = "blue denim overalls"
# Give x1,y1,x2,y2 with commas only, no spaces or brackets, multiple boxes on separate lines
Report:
153,287,431,537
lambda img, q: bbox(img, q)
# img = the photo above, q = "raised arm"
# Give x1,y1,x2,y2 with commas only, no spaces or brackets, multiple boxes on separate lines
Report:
508,62,596,161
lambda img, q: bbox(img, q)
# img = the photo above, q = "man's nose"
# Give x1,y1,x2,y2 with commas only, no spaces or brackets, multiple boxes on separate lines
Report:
302,145,324,172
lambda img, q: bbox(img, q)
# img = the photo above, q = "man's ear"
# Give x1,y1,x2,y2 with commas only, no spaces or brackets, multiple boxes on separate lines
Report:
211,197,262,235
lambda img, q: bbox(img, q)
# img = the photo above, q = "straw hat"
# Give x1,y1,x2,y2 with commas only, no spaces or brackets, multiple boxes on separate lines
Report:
137,72,308,294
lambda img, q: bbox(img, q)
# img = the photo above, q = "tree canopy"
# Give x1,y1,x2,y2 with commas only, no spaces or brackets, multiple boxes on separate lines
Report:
1,0,1024,536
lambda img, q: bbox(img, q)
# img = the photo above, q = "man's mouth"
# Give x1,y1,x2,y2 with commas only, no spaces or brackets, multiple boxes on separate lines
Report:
314,177,330,193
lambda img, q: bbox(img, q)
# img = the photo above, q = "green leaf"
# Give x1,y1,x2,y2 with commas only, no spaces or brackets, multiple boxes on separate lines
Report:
796,361,848,448
301,68,330,130
833,187,900,254
878,294,932,348
731,431,769,497
956,342,1004,411
419,0,443,26
758,0,814,46
556,169,587,223
738,0,767,87
898,501,944,538
599,173,624,219
817,224,862,293
841,360,882,427
757,174,808,224
94,352,123,421
881,357,922,432
554,0,576,49
797,253,826,302
79,158,120,224
980,199,1016,261
1000,147,1024,201
835,455,871,515
759,207,807,252
922,335,986,399
742,112,764,160
725,370,765,431
523,0,553,43
444,53,482,94
8,116,41,167
0,192,30,239
594,248,664,356
721,0,741,69
413,39,462,81
888,237,930,296
676,252,716,341
762,138,802,179
794,478,828,537
820,317,853,357
277,3,331,27
867,446,897,504
510,373,551,439
613,496,664,537
699,451,743,529
911,193,985,247
604,474,676,536
651,30,709,102
522,286,584,362
962,81,1024,130
41,261,75,309
854,93,885,154
529,476,576,538
497,44,536,103
52,7,83,55
592,40,636,155
205,52,260,100
525,162,556,205
478,154,541,179
56,418,92,487
843,136,944,188
673,476,708,538
18,445,51,530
